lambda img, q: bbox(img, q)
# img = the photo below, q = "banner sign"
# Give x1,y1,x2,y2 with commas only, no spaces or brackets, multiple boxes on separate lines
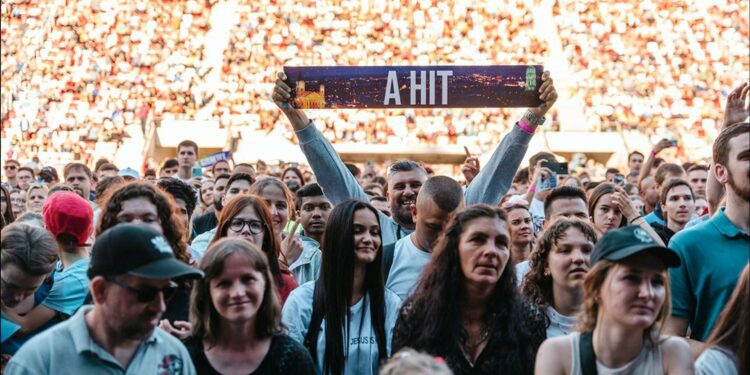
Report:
198,151,233,168
283,65,543,109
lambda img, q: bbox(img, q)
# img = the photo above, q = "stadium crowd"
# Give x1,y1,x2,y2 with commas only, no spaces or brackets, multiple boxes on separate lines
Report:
1,1,749,375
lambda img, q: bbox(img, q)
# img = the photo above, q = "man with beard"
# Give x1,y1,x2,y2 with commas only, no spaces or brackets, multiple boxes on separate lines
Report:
4,224,202,374
63,163,96,210
273,71,558,246
665,122,750,357
191,173,230,237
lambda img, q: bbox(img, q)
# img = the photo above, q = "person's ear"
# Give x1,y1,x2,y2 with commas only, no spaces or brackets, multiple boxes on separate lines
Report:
713,163,729,185
89,276,109,305
410,203,417,218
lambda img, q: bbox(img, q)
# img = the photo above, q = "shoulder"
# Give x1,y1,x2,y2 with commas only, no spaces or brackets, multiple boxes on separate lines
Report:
384,288,403,308
6,320,73,369
695,346,738,375
669,221,714,248
154,327,192,354
271,333,313,360
658,336,693,373
287,281,315,301
535,335,572,374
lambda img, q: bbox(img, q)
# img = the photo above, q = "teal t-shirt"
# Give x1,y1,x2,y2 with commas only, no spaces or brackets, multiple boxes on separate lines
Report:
41,259,90,317
668,208,750,341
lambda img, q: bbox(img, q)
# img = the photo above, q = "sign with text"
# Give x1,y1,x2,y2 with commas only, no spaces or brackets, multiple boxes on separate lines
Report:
198,151,233,168
284,65,543,109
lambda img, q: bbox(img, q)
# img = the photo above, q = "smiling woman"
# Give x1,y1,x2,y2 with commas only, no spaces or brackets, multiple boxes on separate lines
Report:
184,238,315,375
392,204,546,375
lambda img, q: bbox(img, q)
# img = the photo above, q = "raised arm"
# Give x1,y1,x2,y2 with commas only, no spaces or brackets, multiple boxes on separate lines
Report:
465,71,558,205
272,72,369,205
638,139,674,184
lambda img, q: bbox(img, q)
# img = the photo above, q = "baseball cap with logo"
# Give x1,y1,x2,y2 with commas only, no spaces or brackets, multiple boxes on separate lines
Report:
88,223,203,280
591,225,681,268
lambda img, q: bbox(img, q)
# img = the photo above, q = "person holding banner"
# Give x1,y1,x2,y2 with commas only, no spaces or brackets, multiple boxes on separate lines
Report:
272,70,558,246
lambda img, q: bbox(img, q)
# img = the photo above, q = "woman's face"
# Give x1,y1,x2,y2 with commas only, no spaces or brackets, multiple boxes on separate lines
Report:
458,217,510,288
282,171,302,189
599,253,667,330
26,188,48,213
1,263,47,308
10,190,26,215
546,227,593,291
353,208,381,265
200,180,214,206
507,208,533,245
226,205,265,247
260,185,289,235
209,252,266,324
592,193,621,234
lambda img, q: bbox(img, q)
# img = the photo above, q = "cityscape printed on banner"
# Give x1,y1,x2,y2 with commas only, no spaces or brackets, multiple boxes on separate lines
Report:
284,65,544,109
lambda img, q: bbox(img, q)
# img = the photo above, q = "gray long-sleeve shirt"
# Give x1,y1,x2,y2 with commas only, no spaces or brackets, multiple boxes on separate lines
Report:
296,122,533,246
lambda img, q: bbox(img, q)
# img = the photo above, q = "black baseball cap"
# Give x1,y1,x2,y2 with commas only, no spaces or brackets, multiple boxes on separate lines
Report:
88,224,204,280
591,225,681,268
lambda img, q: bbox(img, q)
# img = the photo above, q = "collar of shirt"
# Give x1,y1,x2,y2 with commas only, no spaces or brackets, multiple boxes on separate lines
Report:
711,207,749,238
70,306,159,361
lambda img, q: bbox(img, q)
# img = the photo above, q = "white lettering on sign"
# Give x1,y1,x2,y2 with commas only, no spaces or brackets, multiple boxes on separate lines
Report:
383,70,454,106
384,71,401,105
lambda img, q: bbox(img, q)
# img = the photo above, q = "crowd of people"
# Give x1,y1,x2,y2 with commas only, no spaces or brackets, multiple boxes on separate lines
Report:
0,63,748,374
4,0,747,170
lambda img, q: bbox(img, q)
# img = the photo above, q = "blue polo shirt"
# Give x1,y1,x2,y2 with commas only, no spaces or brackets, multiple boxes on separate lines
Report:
668,208,750,341
4,305,197,374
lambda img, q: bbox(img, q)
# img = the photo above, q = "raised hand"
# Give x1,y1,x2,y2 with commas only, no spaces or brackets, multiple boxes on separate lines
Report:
612,187,638,222
528,71,558,117
159,320,192,340
461,146,480,184
723,82,749,129
653,138,674,155
272,72,310,129
280,221,303,265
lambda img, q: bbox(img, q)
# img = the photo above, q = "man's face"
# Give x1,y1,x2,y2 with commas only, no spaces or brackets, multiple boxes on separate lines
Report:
640,177,659,206
17,170,33,190
687,169,708,198
1,264,47,308
297,195,333,237
721,134,750,203
173,198,190,232
160,166,178,178
386,170,427,228
412,197,455,251
233,165,256,178
212,177,229,211
663,185,695,226
4,163,18,179
629,154,644,173
65,168,92,199
222,179,251,206
177,146,197,170
98,169,118,181
546,197,589,224
100,275,171,340
213,161,231,177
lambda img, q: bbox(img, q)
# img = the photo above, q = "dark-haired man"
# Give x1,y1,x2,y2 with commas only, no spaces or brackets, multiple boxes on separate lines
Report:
274,70,558,246
159,159,179,178
16,167,35,191
644,163,686,226
64,163,96,209
191,173,230,237
175,140,198,182
686,164,708,198
291,183,331,284
385,176,464,300
628,151,644,175
650,179,695,244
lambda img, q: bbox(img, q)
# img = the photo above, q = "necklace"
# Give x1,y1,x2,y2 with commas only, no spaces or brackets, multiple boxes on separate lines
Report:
460,321,491,363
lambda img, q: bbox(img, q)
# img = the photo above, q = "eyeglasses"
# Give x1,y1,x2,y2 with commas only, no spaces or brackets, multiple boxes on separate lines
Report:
228,218,264,234
3,165,17,170
106,277,177,303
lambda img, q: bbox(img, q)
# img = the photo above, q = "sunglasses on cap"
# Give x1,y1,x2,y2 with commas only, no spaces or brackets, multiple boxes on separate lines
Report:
105,277,178,303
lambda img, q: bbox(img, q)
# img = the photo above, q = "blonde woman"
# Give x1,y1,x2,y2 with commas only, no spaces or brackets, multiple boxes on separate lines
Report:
535,226,693,374
25,183,48,214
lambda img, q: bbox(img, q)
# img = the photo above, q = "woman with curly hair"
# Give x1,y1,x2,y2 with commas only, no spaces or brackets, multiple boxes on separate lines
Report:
522,218,597,338
392,204,546,375
97,182,194,323
535,226,693,374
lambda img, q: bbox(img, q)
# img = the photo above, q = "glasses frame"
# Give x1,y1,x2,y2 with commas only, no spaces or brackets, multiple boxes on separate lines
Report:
228,218,265,235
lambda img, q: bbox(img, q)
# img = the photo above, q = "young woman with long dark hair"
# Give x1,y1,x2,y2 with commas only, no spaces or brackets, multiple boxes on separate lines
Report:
282,200,401,375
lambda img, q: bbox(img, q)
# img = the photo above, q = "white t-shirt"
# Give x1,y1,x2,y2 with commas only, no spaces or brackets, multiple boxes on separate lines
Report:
385,234,432,301
282,282,402,375
695,346,738,375
545,306,576,338
516,260,531,287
